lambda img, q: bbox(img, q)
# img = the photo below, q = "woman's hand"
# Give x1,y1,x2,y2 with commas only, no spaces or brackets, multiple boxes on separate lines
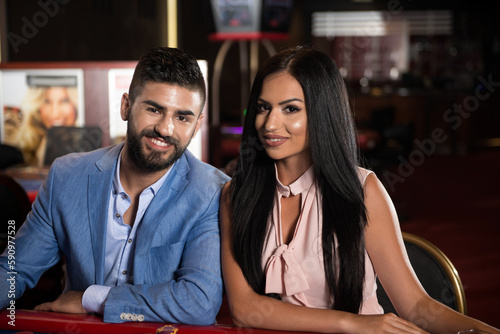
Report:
348,313,429,334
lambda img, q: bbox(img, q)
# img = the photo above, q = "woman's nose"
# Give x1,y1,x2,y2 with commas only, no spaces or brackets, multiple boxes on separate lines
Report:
50,102,61,117
264,109,281,131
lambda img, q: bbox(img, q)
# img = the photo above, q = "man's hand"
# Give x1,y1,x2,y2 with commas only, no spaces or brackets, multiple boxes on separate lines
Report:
34,291,88,314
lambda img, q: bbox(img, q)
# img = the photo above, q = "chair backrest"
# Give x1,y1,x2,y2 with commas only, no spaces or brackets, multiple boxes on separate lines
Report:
0,144,24,169
43,126,103,166
376,232,467,315
0,174,31,251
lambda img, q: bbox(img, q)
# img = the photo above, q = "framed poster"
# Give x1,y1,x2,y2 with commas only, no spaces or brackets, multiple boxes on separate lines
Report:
108,68,134,144
0,68,84,166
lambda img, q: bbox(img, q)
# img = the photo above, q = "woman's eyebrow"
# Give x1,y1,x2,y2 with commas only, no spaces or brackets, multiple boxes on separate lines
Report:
258,97,304,105
278,98,303,105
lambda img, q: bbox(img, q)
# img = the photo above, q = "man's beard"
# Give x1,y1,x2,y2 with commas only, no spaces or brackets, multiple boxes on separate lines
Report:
126,120,192,173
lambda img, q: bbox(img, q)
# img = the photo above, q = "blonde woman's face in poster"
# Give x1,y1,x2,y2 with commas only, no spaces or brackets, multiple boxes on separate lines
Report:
39,87,77,128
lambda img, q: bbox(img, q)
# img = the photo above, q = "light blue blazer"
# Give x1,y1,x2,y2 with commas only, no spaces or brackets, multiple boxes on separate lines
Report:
0,143,230,324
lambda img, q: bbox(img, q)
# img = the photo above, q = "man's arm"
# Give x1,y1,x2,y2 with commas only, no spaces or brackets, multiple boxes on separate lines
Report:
101,189,224,325
30,205,223,325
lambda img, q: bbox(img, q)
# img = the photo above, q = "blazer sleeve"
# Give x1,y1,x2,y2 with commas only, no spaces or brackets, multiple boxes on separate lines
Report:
101,183,224,325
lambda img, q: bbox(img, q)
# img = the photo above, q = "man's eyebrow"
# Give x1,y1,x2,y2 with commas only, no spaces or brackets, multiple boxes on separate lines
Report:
143,100,166,110
176,110,196,117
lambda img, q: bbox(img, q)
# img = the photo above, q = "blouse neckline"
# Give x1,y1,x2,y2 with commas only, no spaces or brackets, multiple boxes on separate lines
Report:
275,164,315,198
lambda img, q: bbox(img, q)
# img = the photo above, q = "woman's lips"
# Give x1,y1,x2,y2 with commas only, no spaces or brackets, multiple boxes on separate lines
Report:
264,135,288,147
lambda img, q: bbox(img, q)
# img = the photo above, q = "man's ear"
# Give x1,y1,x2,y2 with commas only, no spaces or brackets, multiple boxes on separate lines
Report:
192,112,205,138
120,93,131,121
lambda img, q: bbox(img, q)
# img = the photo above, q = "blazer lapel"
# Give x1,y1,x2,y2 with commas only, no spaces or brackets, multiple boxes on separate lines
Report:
88,144,122,284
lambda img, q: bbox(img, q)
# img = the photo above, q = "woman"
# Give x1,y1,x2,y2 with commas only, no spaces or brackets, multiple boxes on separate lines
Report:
13,86,78,166
220,46,499,333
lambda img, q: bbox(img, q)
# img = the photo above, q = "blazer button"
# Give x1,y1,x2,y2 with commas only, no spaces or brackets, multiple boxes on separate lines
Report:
138,314,145,322
120,312,127,320
131,314,138,321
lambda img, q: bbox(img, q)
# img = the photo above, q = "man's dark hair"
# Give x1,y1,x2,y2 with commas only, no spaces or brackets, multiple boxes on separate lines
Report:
128,47,206,109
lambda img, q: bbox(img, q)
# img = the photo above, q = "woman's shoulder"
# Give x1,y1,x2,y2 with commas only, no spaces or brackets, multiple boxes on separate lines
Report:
220,180,232,208
356,166,375,185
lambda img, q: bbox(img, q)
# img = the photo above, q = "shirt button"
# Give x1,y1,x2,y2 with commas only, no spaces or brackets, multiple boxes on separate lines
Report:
122,270,127,275
113,190,117,195
128,238,132,243
116,213,121,218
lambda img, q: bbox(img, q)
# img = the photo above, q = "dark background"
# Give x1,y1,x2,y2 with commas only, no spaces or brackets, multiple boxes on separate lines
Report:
3,0,499,151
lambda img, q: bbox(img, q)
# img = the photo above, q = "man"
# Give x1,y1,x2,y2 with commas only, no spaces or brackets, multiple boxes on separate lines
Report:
0,47,230,325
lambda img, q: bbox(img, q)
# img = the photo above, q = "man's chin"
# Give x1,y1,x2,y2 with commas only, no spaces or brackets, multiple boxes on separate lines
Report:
139,148,186,173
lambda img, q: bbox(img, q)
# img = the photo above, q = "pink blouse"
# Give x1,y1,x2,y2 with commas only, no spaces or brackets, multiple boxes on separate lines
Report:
262,165,383,314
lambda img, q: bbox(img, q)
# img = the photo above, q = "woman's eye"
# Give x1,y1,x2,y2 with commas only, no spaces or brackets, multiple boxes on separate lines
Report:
257,104,270,113
285,105,301,113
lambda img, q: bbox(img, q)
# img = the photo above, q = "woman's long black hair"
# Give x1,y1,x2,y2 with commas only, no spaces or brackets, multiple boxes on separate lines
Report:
229,46,367,313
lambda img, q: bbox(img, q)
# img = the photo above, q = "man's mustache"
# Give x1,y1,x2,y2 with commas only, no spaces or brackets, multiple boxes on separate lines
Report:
142,130,179,147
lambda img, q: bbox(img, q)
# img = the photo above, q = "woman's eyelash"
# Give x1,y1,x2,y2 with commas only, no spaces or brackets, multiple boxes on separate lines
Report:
256,103,301,113
257,103,270,111
285,105,301,112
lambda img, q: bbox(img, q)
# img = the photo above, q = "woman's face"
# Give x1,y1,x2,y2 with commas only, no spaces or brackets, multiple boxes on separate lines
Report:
39,87,77,128
255,72,311,165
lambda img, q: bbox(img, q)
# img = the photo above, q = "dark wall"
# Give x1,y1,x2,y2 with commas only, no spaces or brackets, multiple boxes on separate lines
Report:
5,0,499,76
5,0,164,61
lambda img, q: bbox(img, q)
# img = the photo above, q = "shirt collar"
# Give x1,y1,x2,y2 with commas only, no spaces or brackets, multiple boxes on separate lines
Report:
275,164,315,197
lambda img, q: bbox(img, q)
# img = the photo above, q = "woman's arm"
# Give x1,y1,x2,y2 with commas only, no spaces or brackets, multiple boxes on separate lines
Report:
220,182,427,334
364,173,499,334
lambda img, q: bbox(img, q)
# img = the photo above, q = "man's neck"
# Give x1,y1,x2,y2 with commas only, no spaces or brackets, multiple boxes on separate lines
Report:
119,149,170,198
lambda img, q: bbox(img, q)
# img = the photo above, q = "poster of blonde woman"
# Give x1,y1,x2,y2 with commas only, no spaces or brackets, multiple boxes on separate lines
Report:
0,69,84,166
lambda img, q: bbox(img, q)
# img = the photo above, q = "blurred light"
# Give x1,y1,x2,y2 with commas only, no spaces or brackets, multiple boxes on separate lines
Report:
390,67,399,80
339,67,348,78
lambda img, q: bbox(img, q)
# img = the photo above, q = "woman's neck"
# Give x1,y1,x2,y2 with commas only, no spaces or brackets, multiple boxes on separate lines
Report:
275,155,313,186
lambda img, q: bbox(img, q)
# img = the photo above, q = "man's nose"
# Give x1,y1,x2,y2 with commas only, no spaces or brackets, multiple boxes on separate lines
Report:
155,115,175,137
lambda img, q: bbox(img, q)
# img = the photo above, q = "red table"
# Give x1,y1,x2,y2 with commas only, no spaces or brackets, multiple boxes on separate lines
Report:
0,309,317,334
